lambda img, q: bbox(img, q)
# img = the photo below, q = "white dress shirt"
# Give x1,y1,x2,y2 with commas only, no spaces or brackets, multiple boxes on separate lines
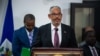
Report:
26,29,34,46
51,23,62,46
89,46,98,56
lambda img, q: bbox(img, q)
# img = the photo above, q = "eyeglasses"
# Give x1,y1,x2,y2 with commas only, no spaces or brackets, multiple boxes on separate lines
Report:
50,13,62,16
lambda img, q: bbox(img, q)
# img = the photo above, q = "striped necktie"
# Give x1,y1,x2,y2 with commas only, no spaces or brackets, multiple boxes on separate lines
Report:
92,47,98,56
54,28,59,48
29,32,33,46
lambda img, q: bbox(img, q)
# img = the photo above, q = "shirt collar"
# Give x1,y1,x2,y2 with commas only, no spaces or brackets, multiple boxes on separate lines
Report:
51,23,61,31
89,45,95,48
25,28,34,35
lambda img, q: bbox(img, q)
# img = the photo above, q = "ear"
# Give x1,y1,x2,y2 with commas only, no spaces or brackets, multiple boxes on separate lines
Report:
48,14,51,19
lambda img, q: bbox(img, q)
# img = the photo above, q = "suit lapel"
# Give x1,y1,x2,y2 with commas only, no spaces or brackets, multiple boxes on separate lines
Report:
33,27,36,38
22,27,30,46
95,47,100,56
32,27,38,42
60,24,68,47
87,46,93,56
47,23,53,46
84,45,93,56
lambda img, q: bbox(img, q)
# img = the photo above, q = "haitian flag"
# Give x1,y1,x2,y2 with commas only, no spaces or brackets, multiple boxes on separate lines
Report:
0,0,14,56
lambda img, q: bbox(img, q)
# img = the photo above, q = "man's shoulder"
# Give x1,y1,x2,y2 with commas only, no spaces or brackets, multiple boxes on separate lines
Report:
39,23,50,29
61,23,70,27
14,26,25,32
61,23,73,30
78,41,87,47
34,27,38,30
79,43,88,48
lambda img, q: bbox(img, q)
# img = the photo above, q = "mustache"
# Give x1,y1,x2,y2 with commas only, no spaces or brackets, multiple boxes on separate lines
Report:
55,18,61,20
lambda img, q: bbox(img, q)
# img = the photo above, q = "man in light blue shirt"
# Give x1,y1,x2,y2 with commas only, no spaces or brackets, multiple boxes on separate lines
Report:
12,14,38,56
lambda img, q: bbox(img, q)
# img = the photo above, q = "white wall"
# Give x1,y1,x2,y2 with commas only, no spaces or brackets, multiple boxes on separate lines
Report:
0,0,82,41
12,0,82,30
0,0,8,42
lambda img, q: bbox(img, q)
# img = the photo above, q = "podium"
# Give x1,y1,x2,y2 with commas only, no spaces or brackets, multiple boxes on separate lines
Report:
32,48,83,56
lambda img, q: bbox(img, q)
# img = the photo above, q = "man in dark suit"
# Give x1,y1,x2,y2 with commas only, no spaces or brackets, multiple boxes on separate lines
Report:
12,14,38,56
80,30,100,56
33,6,77,48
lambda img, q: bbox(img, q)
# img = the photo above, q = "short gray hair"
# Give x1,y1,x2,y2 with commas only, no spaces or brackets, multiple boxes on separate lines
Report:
49,6,61,12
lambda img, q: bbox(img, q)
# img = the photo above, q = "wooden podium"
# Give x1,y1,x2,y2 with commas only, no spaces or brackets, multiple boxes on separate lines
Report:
32,48,83,56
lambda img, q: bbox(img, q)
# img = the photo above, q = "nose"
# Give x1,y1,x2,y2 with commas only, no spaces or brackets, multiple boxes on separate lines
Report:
55,15,60,18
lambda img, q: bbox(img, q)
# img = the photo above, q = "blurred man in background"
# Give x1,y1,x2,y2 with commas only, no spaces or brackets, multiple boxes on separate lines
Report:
80,30,100,56
12,14,38,56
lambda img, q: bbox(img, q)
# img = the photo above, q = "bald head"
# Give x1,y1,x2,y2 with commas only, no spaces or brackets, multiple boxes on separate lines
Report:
85,26,94,32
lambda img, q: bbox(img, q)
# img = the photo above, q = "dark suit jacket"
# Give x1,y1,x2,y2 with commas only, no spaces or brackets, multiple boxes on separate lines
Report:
80,44,100,56
12,26,38,56
33,23,77,48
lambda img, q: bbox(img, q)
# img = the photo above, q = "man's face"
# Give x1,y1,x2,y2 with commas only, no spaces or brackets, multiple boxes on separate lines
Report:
24,19,35,32
86,32,96,46
48,7,62,26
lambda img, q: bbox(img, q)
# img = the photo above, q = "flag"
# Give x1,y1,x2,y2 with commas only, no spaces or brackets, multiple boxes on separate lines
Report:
0,0,14,56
